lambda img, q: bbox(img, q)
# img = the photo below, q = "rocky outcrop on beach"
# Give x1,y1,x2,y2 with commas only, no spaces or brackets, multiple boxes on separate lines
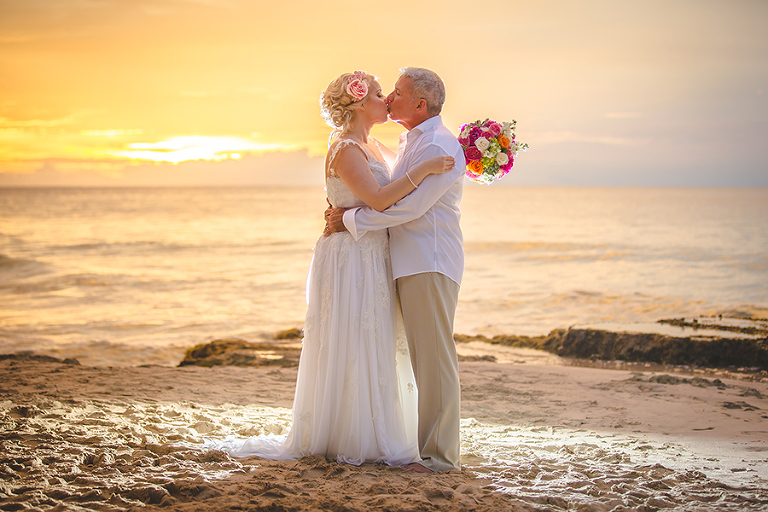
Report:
455,322,768,371
554,328,767,369
0,351,80,365
178,338,302,368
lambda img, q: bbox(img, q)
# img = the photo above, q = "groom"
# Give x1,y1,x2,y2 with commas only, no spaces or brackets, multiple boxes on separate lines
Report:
324,67,466,472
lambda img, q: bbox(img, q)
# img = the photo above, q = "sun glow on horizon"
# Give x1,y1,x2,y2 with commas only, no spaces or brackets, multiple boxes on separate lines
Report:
103,136,297,165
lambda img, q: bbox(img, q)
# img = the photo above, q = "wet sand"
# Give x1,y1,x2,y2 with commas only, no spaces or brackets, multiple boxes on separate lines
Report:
1,351,767,511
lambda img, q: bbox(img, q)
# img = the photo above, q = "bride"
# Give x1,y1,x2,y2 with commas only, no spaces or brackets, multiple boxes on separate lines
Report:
213,71,453,466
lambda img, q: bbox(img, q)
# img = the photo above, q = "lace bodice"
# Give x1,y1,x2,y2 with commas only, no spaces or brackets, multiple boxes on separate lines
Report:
326,139,390,209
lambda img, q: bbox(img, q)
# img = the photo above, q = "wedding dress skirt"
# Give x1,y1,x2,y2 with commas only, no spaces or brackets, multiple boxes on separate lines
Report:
211,140,420,466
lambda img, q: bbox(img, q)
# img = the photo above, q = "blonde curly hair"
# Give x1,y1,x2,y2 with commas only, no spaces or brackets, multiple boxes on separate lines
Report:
319,71,376,141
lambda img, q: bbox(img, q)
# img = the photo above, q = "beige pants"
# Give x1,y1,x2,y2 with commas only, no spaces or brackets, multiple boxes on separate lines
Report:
396,272,460,471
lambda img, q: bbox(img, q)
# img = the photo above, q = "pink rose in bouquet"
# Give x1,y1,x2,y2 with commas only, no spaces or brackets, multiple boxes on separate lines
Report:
464,146,483,161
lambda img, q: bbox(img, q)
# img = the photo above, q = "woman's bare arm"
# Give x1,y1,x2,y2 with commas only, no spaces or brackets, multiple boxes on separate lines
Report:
332,144,453,212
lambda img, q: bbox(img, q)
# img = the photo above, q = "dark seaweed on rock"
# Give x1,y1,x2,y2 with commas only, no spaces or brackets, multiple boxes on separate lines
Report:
455,329,768,370
659,317,768,337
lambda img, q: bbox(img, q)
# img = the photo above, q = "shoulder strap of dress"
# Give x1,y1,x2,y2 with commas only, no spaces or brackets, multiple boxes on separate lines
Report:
327,139,369,177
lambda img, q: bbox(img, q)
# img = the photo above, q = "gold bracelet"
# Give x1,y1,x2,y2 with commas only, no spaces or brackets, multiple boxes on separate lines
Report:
405,171,417,188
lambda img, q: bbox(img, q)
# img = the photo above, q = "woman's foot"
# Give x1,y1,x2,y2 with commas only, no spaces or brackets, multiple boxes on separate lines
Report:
403,462,433,473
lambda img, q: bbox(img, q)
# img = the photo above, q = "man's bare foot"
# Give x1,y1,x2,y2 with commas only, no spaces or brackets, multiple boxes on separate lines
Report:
403,462,433,473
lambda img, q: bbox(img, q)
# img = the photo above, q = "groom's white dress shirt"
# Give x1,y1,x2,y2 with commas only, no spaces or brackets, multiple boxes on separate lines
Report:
342,115,466,286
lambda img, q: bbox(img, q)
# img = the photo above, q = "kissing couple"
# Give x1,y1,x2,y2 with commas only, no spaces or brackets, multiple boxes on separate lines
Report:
216,67,466,473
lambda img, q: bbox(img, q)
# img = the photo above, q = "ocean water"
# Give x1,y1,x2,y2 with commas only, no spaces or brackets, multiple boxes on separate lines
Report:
1,186,766,366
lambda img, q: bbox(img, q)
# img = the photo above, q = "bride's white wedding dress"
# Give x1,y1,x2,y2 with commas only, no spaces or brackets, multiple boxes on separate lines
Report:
212,139,420,466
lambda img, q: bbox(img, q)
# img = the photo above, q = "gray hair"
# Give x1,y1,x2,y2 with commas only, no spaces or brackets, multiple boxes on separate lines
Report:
399,67,445,116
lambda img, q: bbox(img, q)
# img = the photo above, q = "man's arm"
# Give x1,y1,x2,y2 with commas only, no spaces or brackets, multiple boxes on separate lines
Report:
342,143,464,240
323,201,348,237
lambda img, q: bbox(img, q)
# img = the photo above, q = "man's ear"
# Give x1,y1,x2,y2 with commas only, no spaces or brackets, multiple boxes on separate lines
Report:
416,99,427,111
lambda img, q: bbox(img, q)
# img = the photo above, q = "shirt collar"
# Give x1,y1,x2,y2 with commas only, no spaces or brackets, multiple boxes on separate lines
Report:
406,115,441,142
412,115,441,134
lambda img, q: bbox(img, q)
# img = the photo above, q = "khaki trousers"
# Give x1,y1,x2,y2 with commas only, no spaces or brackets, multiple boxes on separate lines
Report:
396,272,460,471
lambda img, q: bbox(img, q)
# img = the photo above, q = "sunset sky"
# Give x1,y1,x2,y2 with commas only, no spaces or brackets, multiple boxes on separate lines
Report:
1,0,766,187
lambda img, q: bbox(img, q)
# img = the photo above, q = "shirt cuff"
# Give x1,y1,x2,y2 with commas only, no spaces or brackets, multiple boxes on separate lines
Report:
342,208,364,240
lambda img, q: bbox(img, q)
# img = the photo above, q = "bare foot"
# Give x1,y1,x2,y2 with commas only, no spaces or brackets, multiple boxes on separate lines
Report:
403,462,433,473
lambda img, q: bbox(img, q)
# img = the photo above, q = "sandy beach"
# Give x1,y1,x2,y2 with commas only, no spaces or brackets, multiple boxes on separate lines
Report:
2,344,767,511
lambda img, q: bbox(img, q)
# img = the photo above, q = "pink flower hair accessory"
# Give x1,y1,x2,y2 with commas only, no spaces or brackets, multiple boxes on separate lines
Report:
346,71,369,102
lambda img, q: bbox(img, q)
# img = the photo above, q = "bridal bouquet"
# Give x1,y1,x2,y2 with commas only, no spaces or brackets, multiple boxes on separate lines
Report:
458,119,528,184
